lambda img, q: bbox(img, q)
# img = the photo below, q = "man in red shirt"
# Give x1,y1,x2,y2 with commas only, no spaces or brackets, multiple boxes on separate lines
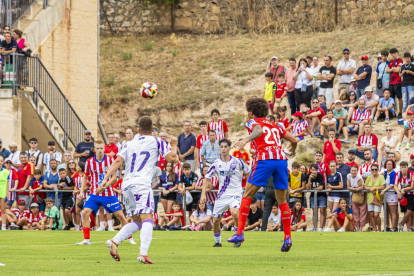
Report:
345,150,359,169
104,133,118,158
350,124,378,161
195,121,208,172
306,99,325,134
14,152,34,209
386,48,403,119
323,129,341,175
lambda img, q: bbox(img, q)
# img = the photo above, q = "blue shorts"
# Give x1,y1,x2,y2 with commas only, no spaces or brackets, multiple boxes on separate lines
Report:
310,195,327,208
255,192,265,201
84,194,122,214
248,159,288,190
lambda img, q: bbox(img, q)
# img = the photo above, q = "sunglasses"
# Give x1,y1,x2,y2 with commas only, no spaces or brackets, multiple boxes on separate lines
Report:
386,129,392,132
343,52,350,55
69,162,75,165
5,161,11,164
361,58,367,61
30,142,37,144
377,58,381,60
19,203,25,206
371,169,378,171
312,101,319,104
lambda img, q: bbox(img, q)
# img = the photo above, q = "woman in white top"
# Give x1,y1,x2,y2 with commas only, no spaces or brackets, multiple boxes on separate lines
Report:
188,200,212,231
347,166,367,232
378,126,400,166
293,58,314,110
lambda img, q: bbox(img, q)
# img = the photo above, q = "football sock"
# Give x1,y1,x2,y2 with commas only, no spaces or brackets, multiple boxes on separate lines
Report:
75,224,79,231
237,197,251,235
213,232,221,244
100,221,105,229
108,220,113,229
233,226,237,233
280,202,291,239
113,221,141,245
83,227,90,240
128,236,133,240
140,219,154,256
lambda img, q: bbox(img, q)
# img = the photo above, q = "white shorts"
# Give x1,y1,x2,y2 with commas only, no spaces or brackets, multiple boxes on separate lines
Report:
328,196,340,203
385,193,398,204
368,203,381,213
213,194,242,217
122,184,154,217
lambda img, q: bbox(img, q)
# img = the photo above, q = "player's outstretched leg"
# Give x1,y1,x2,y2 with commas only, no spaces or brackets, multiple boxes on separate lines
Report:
106,221,142,261
76,208,94,245
212,217,222,247
137,219,154,264
277,193,292,252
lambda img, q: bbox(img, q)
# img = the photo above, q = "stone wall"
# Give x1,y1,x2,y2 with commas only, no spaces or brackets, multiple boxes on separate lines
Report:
100,0,414,35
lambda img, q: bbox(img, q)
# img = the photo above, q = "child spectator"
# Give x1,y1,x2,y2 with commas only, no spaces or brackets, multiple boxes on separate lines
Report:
158,161,179,214
319,109,336,139
288,162,305,209
395,162,414,232
208,109,229,140
290,200,307,231
58,167,75,230
264,72,276,113
284,111,310,156
347,165,367,232
373,89,395,124
267,204,281,231
326,161,344,213
29,169,45,212
244,197,263,231
11,199,30,230
332,100,348,135
324,198,354,232
73,162,87,231
381,159,398,231
399,52,414,112
26,203,45,230
178,163,199,214
44,197,63,230
220,209,234,231
396,110,414,151
0,208,17,229
112,171,124,203
306,164,327,232
363,164,385,232
273,73,288,113
188,200,212,231
160,200,184,231
342,99,371,141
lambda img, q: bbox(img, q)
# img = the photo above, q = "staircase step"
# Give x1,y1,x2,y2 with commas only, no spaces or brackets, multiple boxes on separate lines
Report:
48,119,53,130
43,112,49,123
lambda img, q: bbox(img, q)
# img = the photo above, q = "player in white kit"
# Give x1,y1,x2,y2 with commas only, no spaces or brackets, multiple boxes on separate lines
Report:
101,117,177,264
201,138,250,248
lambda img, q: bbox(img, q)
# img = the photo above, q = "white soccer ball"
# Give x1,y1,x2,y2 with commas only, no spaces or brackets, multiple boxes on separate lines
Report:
140,82,158,100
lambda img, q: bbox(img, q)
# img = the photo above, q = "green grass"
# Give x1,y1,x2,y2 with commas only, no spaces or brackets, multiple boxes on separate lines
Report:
1,231,414,275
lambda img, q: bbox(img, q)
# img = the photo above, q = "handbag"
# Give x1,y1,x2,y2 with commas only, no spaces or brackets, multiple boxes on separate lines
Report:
23,49,32,57
376,62,387,89
185,190,193,205
352,192,364,204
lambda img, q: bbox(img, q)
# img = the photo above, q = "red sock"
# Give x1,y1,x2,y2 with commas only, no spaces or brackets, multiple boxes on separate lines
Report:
279,202,291,239
83,227,90,240
128,236,132,239
237,197,252,235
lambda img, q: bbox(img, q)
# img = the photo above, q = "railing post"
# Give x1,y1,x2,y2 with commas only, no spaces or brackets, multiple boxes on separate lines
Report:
6,0,11,27
383,195,387,231
313,191,317,230
44,0,49,9
183,191,187,226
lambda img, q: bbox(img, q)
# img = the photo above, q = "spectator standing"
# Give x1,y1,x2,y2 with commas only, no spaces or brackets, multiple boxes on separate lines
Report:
376,50,390,97
114,133,121,153
363,163,385,232
381,160,399,231
386,48,403,118
342,99,371,140
8,142,20,168
266,56,285,82
351,124,378,161
104,133,118,158
62,151,72,165
260,176,277,231
399,52,414,112
5,158,18,209
273,73,288,112
293,58,314,109
177,121,196,170
378,127,400,166
326,161,344,213
42,159,61,209
232,143,250,189
264,72,276,113
354,56,373,98
310,56,321,99
285,58,298,115
350,77,357,93
359,150,377,180
317,55,336,105
13,29,30,54
14,152,34,209
158,132,171,171
25,138,42,170
1,32,17,62
158,161,179,214
336,152,351,202
360,86,379,117
200,130,220,167
0,138,10,161
208,109,229,141
74,130,95,163
58,167,75,230
287,162,305,208
195,121,208,171
373,89,395,124
121,129,134,149
43,141,62,174
323,129,341,173
195,165,218,213
347,166,367,232
306,164,327,232
337,48,356,93
345,150,359,169
151,165,162,214
395,162,414,232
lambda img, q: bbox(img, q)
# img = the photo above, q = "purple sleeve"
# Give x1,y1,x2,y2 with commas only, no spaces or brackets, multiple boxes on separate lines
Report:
205,164,216,179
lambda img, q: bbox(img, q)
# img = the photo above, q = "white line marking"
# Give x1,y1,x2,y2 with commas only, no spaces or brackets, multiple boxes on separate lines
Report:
358,273,414,276
0,263,6,266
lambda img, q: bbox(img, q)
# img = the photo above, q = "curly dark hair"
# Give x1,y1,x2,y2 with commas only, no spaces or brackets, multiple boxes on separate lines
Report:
246,97,269,118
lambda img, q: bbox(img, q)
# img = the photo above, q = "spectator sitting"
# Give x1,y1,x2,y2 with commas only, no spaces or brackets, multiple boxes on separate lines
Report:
114,133,121,153
332,100,348,136
360,86,379,117
342,98,371,141
11,199,29,230
290,199,307,232
273,73,288,113
404,99,414,120
104,133,118,158
277,107,291,131
160,200,184,231
342,91,358,122
284,111,311,156
177,121,196,170
25,138,43,170
244,197,263,231
200,130,220,167
188,200,212,231
306,99,325,135
324,198,354,232
318,95,328,114
323,129,341,174
319,109,336,139
58,166,75,230
317,55,336,106
396,110,414,152
0,138,11,160
288,162,305,209
8,141,20,168
112,203,128,230
349,77,357,93
178,163,199,214
373,89,395,124
378,127,400,166
43,141,62,174
29,169,45,212
0,208,17,229
26,203,45,230
266,204,281,232
263,72,276,113
220,209,234,231
350,124,378,161
44,197,63,230
354,56,373,98
363,163,385,232
208,109,229,141
73,130,95,163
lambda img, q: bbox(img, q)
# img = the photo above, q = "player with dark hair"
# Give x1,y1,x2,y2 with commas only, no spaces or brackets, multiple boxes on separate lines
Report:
227,97,300,252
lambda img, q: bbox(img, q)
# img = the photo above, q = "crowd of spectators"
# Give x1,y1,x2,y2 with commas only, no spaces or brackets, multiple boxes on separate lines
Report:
2,47,414,233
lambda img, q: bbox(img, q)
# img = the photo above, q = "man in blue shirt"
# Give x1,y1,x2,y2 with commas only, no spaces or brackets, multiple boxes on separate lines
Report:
177,121,196,170
200,130,220,166
354,55,373,98
335,152,351,202
43,159,62,208
0,138,11,161
74,130,95,163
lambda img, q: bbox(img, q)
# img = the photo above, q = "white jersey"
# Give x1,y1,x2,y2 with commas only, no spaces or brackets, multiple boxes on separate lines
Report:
205,156,249,200
118,135,170,188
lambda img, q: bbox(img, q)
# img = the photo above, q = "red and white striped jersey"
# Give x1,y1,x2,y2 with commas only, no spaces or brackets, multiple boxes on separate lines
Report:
395,171,414,195
208,119,228,141
26,212,45,224
359,160,377,178
408,121,414,130
196,175,219,204
245,117,287,161
174,163,182,180
73,172,89,199
292,119,309,138
84,155,115,197
351,108,370,123
280,117,290,129
356,134,378,149
12,208,29,220
196,134,209,162
7,168,18,201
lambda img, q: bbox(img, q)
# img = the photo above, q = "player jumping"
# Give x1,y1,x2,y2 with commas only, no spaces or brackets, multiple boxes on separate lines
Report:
227,97,299,252
200,139,250,248
76,141,129,245
103,116,177,264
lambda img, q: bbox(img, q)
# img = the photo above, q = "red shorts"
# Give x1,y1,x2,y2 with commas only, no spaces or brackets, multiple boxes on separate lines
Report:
267,101,274,110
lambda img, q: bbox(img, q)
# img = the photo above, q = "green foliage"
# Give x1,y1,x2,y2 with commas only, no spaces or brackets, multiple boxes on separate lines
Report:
105,75,115,87
121,51,133,60
137,0,177,7
142,41,154,51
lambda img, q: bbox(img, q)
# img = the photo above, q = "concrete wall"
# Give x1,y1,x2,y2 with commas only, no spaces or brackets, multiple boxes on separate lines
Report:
0,90,22,149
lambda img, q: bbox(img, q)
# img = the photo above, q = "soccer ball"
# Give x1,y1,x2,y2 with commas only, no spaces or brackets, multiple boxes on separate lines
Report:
140,82,158,99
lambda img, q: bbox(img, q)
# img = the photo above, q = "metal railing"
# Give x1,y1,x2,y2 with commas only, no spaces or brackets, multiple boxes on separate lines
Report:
4,53,88,148
0,0,37,28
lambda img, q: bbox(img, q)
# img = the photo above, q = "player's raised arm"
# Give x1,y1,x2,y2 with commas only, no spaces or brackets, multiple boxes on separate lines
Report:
234,125,263,149
102,156,125,184
165,137,178,162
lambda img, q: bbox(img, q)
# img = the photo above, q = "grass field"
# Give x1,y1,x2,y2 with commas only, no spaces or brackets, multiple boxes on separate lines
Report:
1,231,414,275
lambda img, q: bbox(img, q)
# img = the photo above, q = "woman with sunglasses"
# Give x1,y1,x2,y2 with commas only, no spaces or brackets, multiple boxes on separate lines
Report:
66,159,77,178
381,159,399,231
363,164,385,232
378,127,400,166
342,92,358,122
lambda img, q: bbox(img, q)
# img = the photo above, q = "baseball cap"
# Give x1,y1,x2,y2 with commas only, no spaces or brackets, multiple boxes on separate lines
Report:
334,100,342,104
9,142,17,147
4,158,12,163
17,199,26,205
48,141,55,146
364,86,373,93
410,153,414,159
57,164,67,171
377,54,381,58
343,48,350,52
399,197,408,207
361,55,369,60
407,110,414,115
30,203,39,208
350,77,356,82
292,111,303,118
271,56,278,60
404,52,411,58
84,130,92,135
348,149,356,154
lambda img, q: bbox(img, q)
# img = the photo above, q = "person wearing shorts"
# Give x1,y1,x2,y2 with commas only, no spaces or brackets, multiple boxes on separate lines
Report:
326,161,343,214
0,156,9,231
306,164,327,231
363,163,385,232
58,167,75,230
382,160,398,231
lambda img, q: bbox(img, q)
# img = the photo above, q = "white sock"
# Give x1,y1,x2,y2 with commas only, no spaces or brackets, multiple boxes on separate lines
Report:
113,221,141,245
1,225,6,230
108,220,113,229
100,221,105,228
214,232,221,243
75,224,79,231
140,219,154,256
